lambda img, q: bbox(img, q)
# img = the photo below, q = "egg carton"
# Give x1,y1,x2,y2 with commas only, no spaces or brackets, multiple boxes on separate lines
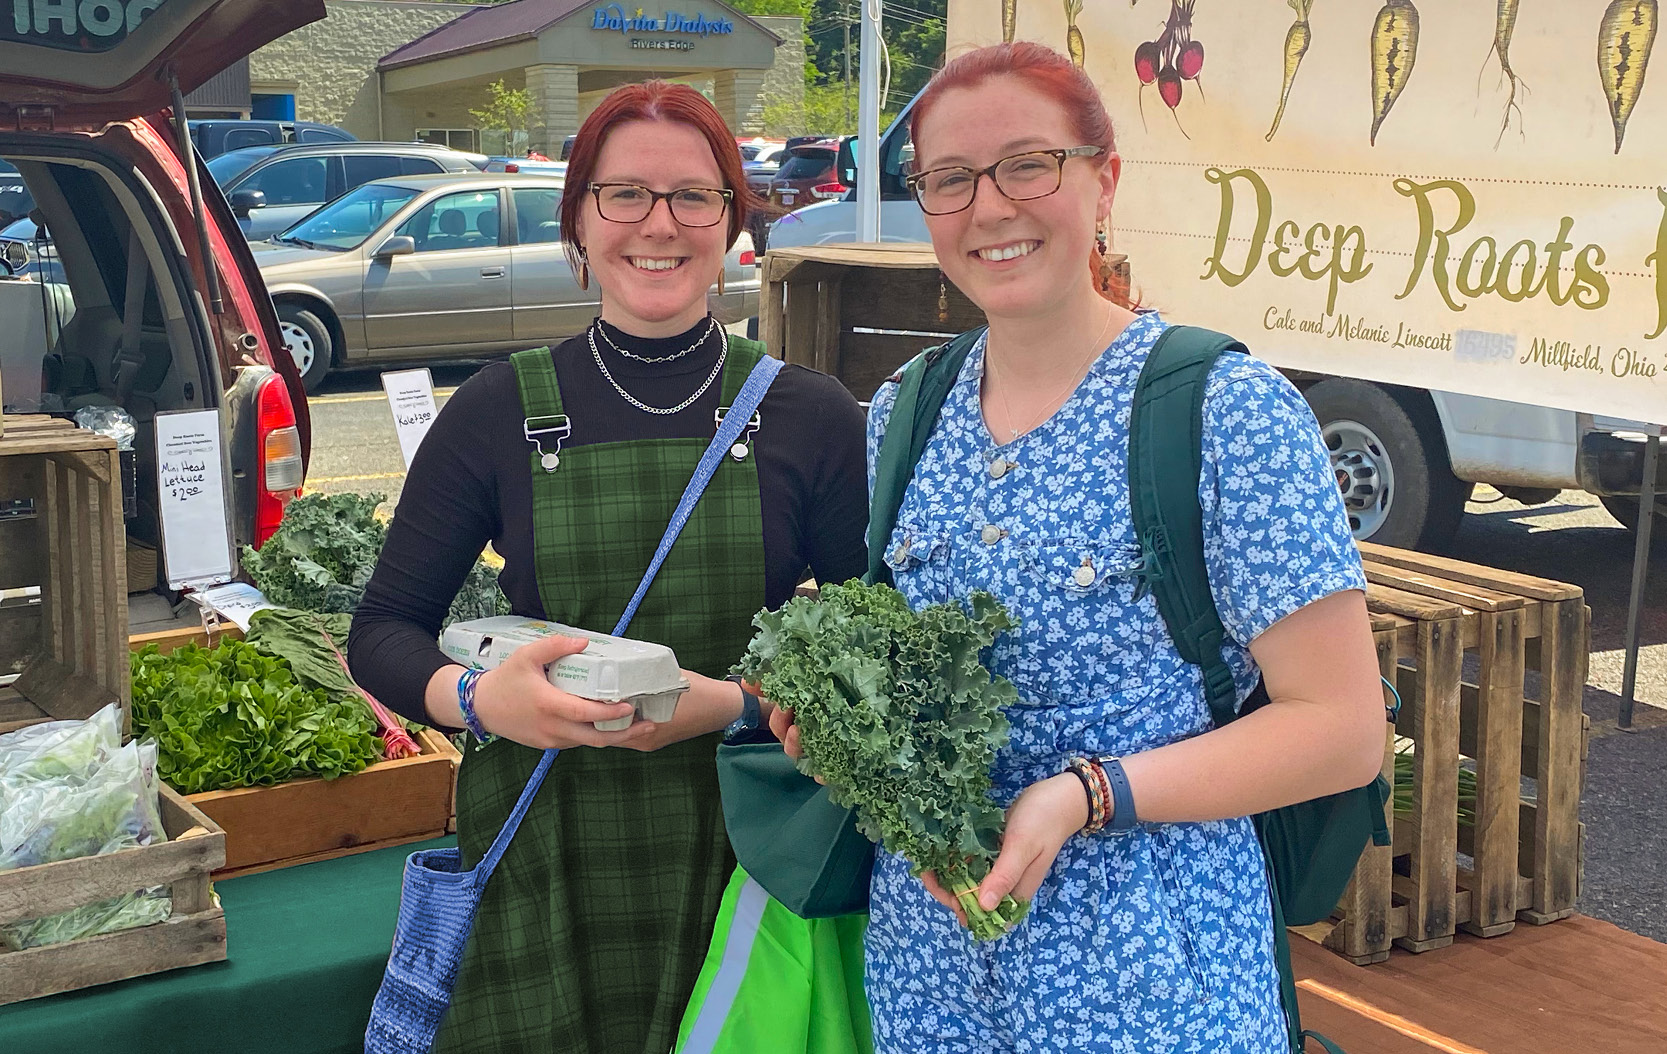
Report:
440,616,689,731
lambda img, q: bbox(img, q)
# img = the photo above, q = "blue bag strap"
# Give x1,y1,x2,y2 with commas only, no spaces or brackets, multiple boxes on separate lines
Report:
474,353,785,880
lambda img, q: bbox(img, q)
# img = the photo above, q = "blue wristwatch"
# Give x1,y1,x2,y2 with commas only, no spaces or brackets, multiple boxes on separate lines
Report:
724,677,762,742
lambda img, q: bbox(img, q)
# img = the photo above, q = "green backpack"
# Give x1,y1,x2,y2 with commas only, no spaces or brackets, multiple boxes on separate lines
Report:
867,323,1392,1054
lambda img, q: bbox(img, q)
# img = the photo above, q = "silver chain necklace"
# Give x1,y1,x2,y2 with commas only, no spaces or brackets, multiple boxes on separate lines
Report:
590,325,728,415
596,316,718,364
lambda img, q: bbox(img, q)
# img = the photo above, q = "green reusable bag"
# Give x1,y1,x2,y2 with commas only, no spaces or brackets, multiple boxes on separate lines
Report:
674,868,873,1054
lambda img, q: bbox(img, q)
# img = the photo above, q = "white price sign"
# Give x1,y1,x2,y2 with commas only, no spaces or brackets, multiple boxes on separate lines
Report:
155,409,233,590
382,368,439,470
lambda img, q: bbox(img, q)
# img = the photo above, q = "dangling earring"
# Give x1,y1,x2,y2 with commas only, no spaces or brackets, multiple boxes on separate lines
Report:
937,270,950,325
576,246,589,291
1095,220,1114,296
717,268,726,297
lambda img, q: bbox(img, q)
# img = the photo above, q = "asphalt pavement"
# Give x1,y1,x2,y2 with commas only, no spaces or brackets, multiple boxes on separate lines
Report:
302,367,1667,942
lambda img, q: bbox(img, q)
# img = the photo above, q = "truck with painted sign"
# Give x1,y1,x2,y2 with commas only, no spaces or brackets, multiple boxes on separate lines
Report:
770,0,1667,551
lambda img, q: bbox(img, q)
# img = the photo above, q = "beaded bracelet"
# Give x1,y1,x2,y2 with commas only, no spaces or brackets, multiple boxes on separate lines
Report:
457,667,494,745
1093,756,1139,833
1087,758,1114,830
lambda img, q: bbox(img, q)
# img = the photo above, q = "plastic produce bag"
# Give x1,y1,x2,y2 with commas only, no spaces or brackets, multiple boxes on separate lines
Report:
0,738,166,872
73,405,137,451
0,702,122,791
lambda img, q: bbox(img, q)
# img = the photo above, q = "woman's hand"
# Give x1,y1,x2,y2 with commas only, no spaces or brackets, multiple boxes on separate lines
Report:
763,687,803,759
916,772,1089,921
470,635,660,750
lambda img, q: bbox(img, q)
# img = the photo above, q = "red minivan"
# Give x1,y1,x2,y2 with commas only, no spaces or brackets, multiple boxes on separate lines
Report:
1,0,321,618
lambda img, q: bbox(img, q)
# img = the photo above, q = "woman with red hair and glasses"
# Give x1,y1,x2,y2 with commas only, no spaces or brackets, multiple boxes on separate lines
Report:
350,82,868,1052
772,41,1385,1052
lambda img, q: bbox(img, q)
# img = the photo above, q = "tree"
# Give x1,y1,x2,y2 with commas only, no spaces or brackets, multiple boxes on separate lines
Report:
469,79,532,156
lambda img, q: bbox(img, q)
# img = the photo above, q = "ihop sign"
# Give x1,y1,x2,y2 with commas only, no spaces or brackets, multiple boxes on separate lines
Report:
591,4,734,37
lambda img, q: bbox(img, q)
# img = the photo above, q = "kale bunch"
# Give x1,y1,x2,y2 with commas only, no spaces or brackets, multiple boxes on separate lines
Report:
240,491,507,626
734,581,1027,940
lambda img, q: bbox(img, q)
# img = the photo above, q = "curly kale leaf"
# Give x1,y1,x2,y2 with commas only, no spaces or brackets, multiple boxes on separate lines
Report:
734,581,1026,938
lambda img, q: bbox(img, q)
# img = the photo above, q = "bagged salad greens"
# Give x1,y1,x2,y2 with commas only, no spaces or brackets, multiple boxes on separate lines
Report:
0,705,172,951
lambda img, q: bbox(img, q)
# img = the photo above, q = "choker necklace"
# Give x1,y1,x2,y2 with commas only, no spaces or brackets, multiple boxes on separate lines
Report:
590,326,728,415
595,316,719,364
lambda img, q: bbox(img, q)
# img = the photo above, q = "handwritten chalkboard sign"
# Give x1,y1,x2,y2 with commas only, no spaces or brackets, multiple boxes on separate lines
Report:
154,408,233,590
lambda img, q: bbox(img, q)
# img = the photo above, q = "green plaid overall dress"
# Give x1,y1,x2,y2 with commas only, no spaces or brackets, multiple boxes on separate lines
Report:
432,337,769,1054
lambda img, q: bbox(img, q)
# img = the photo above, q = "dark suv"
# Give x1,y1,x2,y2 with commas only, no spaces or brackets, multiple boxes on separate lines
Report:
188,119,354,159
208,141,484,240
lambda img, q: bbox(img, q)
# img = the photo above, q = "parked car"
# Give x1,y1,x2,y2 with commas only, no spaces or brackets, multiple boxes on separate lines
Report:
188,118,354,159
484,157,568,177
251,172,761,392
752,138,850,253
1,0,318,617
208,141,483,240
0,159,30,229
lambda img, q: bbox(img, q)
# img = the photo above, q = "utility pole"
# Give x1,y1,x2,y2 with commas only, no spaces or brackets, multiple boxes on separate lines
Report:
856,0,881,240
842,5,853,132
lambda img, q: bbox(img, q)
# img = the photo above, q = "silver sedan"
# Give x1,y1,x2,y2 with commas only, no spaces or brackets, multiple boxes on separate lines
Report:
253,172,761,392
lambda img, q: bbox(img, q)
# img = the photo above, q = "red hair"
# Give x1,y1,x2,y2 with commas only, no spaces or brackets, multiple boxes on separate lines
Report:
909,42,1116,163
561,80,759,278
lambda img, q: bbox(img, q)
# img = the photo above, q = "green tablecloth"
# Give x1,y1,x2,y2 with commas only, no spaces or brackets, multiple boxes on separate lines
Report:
0,836,453,1054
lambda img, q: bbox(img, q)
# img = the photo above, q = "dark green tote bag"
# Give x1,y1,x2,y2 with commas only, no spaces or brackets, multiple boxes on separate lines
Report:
714,329,985,920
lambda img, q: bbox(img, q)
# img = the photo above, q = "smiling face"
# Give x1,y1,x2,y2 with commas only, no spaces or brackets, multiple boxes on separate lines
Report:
912,76,1118,324
576,118,731,336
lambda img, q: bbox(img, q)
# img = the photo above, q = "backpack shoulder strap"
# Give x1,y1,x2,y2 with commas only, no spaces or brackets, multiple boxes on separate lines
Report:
1127,324,1250,730
865,328,986,586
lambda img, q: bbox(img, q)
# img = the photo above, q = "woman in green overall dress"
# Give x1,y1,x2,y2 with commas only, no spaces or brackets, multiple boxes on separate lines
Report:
350,82,871,1054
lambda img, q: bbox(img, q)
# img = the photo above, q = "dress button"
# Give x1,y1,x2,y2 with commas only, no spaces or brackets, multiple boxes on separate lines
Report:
1073,563,1096,587
980,524,1003,545
988,458,1010,480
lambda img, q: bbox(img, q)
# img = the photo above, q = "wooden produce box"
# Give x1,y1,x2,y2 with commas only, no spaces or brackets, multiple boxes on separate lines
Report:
0,785,227,1006
0,415,128,735
130,624,461,878
1324,544,1588,965
759,243,1131,402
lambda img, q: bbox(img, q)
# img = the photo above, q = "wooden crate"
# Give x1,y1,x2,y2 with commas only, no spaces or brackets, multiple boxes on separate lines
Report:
760,242,1133,402
0,784,227,1005
1323,544,1588,965
0,415,128,736
132,623,461,878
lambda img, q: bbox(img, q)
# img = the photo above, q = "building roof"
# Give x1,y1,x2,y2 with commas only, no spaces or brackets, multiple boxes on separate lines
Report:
379,0,780,71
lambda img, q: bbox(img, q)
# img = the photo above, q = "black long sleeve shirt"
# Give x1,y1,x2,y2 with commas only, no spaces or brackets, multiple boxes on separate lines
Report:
349,318,871,725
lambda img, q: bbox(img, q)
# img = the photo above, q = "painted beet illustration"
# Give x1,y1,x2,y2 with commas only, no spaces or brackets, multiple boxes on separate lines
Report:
1267,0,1314,142
1134,1,1205,136
1599,0,1658,153
1480,0,1528,145
1369,0,1420,145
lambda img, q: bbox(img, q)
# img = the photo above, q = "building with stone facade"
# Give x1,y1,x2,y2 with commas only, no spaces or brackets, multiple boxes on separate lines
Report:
242,0,804,154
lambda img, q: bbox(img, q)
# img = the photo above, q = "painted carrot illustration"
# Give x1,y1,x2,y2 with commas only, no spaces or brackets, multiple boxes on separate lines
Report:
1481,0,1527,145
1003,0,1017,43
1065,0,1086,67
1599,0,1658,154
1369,0,1420,145
1267,0,1314,142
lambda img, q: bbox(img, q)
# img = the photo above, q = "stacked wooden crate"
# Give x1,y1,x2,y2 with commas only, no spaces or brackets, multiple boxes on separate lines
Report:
0,415,227,1004
1327,543,1588,964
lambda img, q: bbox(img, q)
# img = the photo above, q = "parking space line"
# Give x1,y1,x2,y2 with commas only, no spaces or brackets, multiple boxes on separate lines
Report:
305,471,407,485
310,388,458,405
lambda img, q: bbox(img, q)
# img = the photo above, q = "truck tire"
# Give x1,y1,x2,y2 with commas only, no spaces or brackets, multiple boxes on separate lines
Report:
1302,378,1472,552
1600,495,1667,551
276,302,333,395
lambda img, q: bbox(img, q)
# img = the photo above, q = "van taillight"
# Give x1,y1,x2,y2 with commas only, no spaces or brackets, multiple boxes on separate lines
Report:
255,373,303,548
739,250,756,266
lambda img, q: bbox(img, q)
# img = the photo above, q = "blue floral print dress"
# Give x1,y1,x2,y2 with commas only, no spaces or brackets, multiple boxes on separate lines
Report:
861,311,1368,1053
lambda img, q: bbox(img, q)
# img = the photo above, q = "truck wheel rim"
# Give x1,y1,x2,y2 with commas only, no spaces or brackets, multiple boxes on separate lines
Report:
280,320,315,375
1323,419,1394,539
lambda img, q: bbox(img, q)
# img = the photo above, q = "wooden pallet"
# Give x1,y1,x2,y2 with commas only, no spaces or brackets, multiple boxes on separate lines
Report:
0,415,128,735
1324,544,1588,964
134,623,461,878
0,785,227,1005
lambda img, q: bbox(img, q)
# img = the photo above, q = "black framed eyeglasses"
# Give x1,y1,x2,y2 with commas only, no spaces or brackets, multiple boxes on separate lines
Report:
588,182,733,227
905,146,1105,216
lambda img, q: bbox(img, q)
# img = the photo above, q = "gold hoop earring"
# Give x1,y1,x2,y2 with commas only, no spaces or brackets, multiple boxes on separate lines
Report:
938,270,950,325
576,246,589,291
718,268,726,297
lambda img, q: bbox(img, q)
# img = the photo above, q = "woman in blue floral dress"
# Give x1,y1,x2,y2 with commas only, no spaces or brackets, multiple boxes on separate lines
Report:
772,42,1388,1053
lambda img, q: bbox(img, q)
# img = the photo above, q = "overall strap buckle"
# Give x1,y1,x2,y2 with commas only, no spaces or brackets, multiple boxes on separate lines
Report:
524,415,571,472
714,407,762,460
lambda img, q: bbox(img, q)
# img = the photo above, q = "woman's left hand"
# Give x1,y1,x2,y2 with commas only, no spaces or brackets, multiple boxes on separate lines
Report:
971,771,1090,912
